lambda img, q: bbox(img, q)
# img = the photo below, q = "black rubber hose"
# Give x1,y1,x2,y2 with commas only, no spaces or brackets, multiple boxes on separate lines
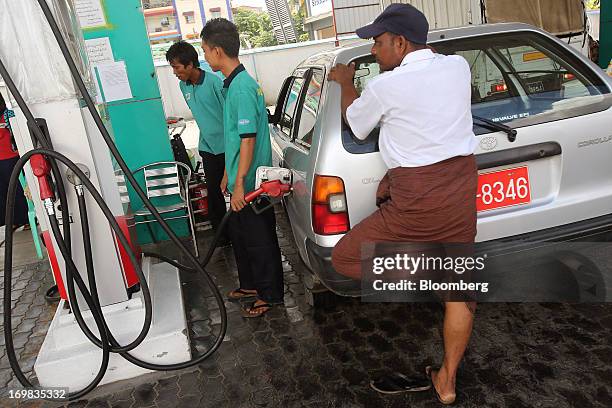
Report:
78,191,102,312
33,149,229,371
35,0,228,369
74,192,153,353
33,0,219,289
0,59,72,255
0,59,155,354
0,2,232,400
3,153,110,402
2,149,155,401
0,58,71,241
143,208,233,273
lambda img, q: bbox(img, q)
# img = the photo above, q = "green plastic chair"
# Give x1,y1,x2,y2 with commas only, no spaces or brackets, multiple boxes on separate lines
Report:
18,172,43,259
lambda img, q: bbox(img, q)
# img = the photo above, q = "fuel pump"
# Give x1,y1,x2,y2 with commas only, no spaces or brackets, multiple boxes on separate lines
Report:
1,0,292,401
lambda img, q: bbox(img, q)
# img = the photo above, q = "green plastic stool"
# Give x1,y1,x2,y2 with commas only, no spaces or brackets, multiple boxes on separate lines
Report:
18,172,43,259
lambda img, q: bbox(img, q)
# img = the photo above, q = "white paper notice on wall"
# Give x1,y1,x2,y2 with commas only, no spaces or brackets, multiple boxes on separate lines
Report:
75,0,107,29
95,61,133,103
85,37,114,65
85,38,115,103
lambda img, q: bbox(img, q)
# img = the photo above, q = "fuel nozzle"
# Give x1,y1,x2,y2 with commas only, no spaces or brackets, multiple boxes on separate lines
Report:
30,154,54,206
244,167,293,215
245,179,292,203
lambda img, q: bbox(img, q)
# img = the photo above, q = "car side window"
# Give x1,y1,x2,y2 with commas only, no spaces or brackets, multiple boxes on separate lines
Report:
280,77,305,136
339,57,381,154
294,69,324,149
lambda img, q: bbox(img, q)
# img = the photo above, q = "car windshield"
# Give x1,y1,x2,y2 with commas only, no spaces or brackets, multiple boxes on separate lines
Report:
347,31,610,147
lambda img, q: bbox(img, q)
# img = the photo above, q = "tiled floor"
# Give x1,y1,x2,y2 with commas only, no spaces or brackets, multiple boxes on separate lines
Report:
1,208,612,407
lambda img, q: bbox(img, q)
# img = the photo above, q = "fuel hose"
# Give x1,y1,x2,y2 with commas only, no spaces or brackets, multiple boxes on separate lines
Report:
0,0,240,400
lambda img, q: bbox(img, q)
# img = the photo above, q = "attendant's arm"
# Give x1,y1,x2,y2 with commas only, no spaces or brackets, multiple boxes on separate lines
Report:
230,137,255,211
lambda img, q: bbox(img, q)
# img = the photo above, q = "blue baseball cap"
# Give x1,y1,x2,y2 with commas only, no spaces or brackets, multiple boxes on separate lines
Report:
356,3,429,44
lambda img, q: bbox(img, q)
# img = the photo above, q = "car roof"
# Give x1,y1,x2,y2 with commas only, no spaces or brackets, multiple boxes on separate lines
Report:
298,22,550,69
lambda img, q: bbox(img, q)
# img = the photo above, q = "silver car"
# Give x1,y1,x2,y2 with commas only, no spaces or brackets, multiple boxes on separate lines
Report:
269,23,612,302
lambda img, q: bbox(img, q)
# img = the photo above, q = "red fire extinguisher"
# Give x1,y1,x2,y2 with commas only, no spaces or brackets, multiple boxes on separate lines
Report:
191,181,208,216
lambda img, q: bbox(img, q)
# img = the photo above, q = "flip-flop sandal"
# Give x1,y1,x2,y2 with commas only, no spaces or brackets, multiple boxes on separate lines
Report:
241,302,272,318
227,288,257,301
426,366,456,405
370,372,432,394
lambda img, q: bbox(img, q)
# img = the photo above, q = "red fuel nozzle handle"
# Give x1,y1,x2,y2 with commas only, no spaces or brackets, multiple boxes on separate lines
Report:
244,180,291,203
30,154,54,200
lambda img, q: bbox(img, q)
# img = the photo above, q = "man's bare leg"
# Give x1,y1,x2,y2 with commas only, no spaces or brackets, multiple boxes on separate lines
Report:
430,301,476,402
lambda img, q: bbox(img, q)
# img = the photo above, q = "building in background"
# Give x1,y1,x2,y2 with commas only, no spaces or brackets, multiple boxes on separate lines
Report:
265,0,298,43
303,0,487,41
142,0,233,45
304,0,334,39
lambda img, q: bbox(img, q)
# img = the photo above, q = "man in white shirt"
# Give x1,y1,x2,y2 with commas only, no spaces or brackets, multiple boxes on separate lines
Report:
329,4,478,404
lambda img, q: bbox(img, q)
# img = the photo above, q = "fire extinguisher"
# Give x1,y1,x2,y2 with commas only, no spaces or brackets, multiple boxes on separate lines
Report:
191,181,208,217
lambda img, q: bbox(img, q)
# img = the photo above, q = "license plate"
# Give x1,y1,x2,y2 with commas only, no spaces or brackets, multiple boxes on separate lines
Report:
477,166,531,212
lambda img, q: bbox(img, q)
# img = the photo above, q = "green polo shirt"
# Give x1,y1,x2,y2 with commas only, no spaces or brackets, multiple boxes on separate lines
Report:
222,64,272,194
179,69,225,154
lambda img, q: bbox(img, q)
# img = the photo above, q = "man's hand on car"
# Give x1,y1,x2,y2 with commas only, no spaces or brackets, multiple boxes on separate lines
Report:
328,63,356,86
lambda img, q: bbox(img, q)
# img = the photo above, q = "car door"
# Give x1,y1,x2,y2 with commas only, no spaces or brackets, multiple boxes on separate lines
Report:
268,69,312,255
269,76,292,167
283,68,325,258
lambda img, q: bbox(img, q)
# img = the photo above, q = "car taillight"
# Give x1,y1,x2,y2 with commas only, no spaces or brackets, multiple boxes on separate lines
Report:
312,175,349,235
563,73,575,81
492,83,507,93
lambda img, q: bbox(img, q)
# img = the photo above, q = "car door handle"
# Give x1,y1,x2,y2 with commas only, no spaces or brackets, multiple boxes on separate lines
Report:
476,142,562,170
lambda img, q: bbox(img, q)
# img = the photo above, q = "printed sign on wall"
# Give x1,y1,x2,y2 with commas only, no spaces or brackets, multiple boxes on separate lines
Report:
309,0,333,18
75,0,107,29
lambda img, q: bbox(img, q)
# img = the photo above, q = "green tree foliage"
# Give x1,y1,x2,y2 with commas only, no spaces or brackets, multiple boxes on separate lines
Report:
292,5,310,42
234,8,278,48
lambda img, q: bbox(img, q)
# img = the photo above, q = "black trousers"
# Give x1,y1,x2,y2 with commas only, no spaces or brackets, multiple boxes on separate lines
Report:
199,151,228,241
228,201,284,304
0,156,28,227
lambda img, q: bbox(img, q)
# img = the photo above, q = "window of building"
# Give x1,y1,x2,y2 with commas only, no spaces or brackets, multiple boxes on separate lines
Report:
209,7,222,19
184,11,195,24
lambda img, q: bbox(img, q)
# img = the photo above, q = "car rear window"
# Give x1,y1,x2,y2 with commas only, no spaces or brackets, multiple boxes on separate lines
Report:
343,31,611,153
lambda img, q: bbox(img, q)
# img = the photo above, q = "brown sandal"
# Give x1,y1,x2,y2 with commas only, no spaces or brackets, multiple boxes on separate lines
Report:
227,288,257,301
241,302,271,318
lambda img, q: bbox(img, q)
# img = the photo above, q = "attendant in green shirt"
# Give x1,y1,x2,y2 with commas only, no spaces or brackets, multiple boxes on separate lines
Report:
166,41,229,245
201,19,283,317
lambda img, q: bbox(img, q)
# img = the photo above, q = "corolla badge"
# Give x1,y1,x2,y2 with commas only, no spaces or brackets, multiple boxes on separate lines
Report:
479,136,498,151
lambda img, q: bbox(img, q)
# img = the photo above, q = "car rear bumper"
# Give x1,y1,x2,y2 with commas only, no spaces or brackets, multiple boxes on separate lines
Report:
305,238,362,296
305,213,612,296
